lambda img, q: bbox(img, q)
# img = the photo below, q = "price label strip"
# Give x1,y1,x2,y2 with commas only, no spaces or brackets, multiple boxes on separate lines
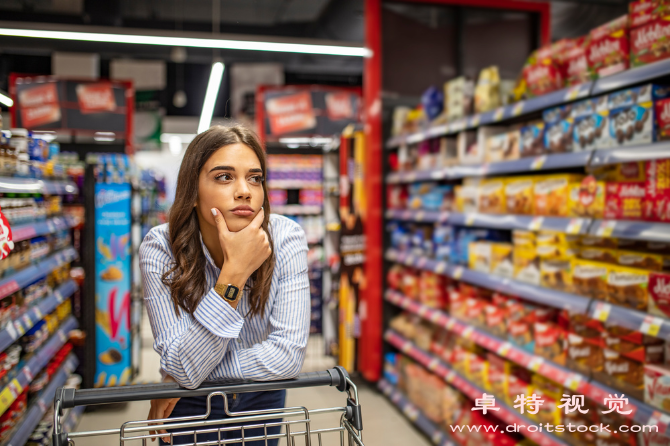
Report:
452,266,464,280
494,108,505,121
531,155,547,170
593,303,612,322
564,374,582,391
564,85,583,101
470,115,481,128
597,220,617,238
512,101,525,116
528,357,544,372
415,211,425,222
566,218,585,234
497,342,512,357
529,217,544,231
435,262,447,275
462,326,474,339
640,315,663,337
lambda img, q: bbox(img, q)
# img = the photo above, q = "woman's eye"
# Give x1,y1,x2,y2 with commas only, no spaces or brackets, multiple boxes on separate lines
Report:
249,175,264,184
215,173,233,181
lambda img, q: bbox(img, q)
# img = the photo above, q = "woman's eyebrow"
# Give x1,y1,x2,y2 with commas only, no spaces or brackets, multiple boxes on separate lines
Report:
209,165,235,173
249,168,263,173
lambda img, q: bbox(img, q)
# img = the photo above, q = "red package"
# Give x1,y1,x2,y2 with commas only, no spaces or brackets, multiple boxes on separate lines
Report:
562,37,590,86
522,48,564,97
604,182,646,220
587,15,630,78
631,16,670,67
656,97,670,140
630,0,657,28
649,271,670,319
644,158,670,221
534,321,565,365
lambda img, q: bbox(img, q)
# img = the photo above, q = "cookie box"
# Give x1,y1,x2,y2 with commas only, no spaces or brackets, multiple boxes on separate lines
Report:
513,244,540,285
485,130,520,163
631,15,670,67
607,83,670,109
587,15,630,78
469,242,492,273
597,347,645,401
457,130,481,165
644,364,670,412
563,38,590,87
630,0,657,28
604,181,646,220
542,105,572,125
608,103,656,146
544,118,574,153
603,333,665,363
490,242,513,278
617,249,664,271
540,258,573,293
565,332,603,377
606,264,649,311
478,179,506,214
572,259,609,301
569,176,605,218
519,121,545,157
534,174,584,216
644,158,670,221
649,271,670,319
594,161,647,182
534,321,565,365
504,177,535,215
578,247,618,264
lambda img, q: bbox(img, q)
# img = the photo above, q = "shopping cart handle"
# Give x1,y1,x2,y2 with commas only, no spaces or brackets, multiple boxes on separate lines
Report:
56,367,350,410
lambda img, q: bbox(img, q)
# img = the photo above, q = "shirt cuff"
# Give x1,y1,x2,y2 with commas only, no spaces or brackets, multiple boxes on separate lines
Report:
193,288,245,339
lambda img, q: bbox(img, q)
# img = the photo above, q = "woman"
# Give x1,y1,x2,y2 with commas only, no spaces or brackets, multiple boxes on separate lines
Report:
139,125,310,445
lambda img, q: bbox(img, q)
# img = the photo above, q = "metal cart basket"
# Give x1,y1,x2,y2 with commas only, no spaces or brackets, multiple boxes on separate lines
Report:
52,367,363,446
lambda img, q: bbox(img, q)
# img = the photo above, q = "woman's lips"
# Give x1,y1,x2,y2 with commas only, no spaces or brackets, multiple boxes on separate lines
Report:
231,206,254,217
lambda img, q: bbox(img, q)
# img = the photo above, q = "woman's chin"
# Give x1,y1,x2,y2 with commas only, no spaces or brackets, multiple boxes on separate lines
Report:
226,218,253,233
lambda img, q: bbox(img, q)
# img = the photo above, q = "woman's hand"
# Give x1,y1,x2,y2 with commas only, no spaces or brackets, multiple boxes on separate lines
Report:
211,207,272,288
147,375,180,442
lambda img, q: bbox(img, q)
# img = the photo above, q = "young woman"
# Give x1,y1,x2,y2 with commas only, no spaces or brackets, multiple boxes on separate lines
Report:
139,125,310,445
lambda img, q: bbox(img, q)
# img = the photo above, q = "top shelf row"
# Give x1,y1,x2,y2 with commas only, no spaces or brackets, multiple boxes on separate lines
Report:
0,177,78,195
387,58,670,149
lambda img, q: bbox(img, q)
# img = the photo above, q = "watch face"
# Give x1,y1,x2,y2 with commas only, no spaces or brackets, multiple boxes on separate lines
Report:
225,285,239,300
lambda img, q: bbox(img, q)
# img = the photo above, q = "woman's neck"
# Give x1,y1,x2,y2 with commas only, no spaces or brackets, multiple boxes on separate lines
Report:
199,221,224,269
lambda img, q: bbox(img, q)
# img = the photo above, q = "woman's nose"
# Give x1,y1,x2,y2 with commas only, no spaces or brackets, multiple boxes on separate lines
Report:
234,178,251,199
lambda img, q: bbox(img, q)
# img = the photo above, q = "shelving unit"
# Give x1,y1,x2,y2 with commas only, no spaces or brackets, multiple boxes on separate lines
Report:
0,178,78,195
11,216,80,243
0,247,78,300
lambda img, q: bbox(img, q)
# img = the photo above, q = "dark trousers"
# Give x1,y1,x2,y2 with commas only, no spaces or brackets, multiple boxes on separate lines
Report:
160,389,286,446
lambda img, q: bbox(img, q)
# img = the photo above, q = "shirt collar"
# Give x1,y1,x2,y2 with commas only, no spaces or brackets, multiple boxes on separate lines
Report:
199,232,218,269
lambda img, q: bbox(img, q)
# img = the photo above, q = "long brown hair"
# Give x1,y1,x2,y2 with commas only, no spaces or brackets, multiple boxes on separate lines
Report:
163,125,275,318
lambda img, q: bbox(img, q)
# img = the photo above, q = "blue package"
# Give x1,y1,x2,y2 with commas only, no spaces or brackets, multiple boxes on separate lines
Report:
520,122,546,156
542,104,572,125
608,103,655,146
421,86,444,121
544,118,574,153
607,83,670,110
421,185,453,211
570,98,595,119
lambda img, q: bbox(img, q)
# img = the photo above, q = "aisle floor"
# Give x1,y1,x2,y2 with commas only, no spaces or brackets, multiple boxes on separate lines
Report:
73,315,429,446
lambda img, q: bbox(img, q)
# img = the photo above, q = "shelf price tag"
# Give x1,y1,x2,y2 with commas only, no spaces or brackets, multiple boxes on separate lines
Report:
403,404,419,421
34,307,43,320
469,115,481,128
406,255,416,266
566,218,585,234
640,315,663,337
593,302,612,322
431,432,444,445
452,266,464,280
416,211,425,222
431,170,444,180
427,357,439,372
417,257,427,269
564,85,582,101
564,374,583,391
528,357,544,372
24,365,33,382
430,310,441,324
497,342,512,357
417,305,429,318
439,211,450,222
445,370,456,383
493,107,505,121
5,323,18,341
405,172,417,183
596,220,617,238
435,262,447,274
512,101,525,116
15,321,25,337
445,318,456,330
401,341,413,353
462,326,474,339
531,155,547,170
529,217,544,231
465,214,476,226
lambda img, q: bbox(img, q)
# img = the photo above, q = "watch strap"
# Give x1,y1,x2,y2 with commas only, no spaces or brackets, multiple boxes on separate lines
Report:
214,283,240,302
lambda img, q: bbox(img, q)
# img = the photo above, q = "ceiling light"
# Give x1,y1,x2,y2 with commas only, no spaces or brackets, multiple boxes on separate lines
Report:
198,62,224,134
160,133,196,144
0,91,13,107
0,27,369,57
168,136,182,155
279,137,333,146
94,131,116,142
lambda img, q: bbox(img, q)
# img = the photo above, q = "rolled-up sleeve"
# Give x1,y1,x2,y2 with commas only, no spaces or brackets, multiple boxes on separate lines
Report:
218,222,310,380
140,229,244,389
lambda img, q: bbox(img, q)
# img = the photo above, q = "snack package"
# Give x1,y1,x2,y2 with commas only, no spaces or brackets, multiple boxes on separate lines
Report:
644,158,670,221
484,353,507,397
479,178,507,214
543,105,572,124
594,94,614,149
454,184,480,213
474,66,501,113
522,46,564,97
649,271,670,319
534,174,584,216
562,36,591,86
587,15,630,78
644,364,670,412
445,77,475,121
578,246,618,264
565,332,603,377
655,96,670,140
617,250,664,271
505,177,535,215
503,362,531,407
540,258,573,292
534,321,565,365
457,130,482,165
569,175,605,218
486,130,520,163
513,243,540,285
607,84,670,146
484,304,508,339
631,12,670,67
606,264,650,311
573,259,609,301
544,118,574,153
604,181,646,220
469,241,492,273
519,121,545,157
599,347,645,400
491,242,513,278
630,0,657,29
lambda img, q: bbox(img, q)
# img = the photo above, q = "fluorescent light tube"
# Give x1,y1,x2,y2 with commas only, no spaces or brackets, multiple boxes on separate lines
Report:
0,27,369,57
198,62,224,134
0,91,13,107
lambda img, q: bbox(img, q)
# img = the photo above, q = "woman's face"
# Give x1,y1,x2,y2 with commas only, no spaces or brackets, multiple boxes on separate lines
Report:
196,143,265,233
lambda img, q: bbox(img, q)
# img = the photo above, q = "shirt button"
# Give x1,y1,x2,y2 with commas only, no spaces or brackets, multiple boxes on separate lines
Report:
237,338,242,344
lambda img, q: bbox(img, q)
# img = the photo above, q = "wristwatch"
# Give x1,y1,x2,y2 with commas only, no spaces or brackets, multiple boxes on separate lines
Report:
214,283,240,302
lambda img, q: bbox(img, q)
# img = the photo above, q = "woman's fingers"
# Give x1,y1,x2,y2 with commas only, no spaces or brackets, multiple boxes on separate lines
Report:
211,208,230,236
147,398,180,443
251,207,265,229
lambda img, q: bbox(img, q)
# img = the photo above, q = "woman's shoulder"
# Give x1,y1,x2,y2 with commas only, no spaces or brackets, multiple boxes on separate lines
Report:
269,214,306,246
139,223,173,258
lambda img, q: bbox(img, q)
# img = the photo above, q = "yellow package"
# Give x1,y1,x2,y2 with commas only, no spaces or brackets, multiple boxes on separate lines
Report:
606,264,649,311
529,376,562,426
491,242,514,278
513,244,540,285
536,243,576,260
455,185,480,213
579,235,618,249
568,176,605,218
503,362,531,407
478,178,507,214
512,230,536,247
540,259,573,292
534,174,584,216
578,246,618,264
469,241,492,273
616,249,664,271
505,176,535,215
572,259,609,301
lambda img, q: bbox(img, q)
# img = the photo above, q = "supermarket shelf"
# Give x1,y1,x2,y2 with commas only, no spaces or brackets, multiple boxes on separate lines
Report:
0,178,78,195
273,205,322,215
385,289,660,427
384,330,569,446
4,354,78,446
11,215,80,242
0,280,78,353
590,142,670,166
385,209,592,235
377,379,456,446
385,248,592,313
0,247,79,300
0,316,78,416
587,300,670,342
267,180,322,189
591,57,670,95
588,219,670,243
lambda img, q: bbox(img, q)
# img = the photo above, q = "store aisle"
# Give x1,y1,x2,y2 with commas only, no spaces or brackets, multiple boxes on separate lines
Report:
73,313,429,446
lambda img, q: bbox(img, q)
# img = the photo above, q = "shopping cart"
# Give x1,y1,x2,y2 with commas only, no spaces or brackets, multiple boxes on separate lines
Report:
52,367,363,446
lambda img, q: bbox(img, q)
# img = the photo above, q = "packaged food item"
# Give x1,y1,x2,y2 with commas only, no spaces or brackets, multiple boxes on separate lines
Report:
543,118,574,153
469,242,492,273
631,13,670,67
616,249,664,271
445,76,475,121
599,347,645,400
565,332,603,377
534,321,565,365
454,184,480,214
606,264,649,311
484,353,506,397
573,259,609,301
649,271,670,319
630,0,658,29
581,235,618,249
543,104,572,125
503,362,531,406
519,122,545,157
504,177,535,214
512,229,535,246
603,332,664,364
521,46,564,98
608,84,670,146
457,130,481,165
587,15,630,78
486,130,520,163
490,242,513,278
578,246,618,264
562,36,591,87
644,364,670,412
540,259,573,292
513,243,540,285
569,175,605,218
604,181,646,220
534,174,584,216
478,179,506,214
474,66,502,113
644,158,670,221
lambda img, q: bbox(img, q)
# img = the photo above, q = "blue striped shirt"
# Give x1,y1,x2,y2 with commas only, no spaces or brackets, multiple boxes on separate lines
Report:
139,214,310,389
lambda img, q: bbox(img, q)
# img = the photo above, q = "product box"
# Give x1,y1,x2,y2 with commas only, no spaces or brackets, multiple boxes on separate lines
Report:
512,229,536,246
457,130,481,165
644,364,670,412
534,174,584,216
587,15,630,78
484,304,508,339
454,184,480,214
573,114,607,151
513,244,540,285
479,179,507,214
562,37,591,87
617,250,664,271
603,333,665,363
607,84,670,109
565,332,603,377
649,271,670,319
534,321,565,365
540,259,573,292
630,0,657,29
609,103,655,145
469,242,492,273
569,176,605,218
536,243,575,260
604,181,646,220
578,247,618,264
486,130,520,163
522,47,564,98
573,259,609,301
644,158,670,221
656,97,670,140
503,362,532,407
595,161,647,182
544,118,574,153
598,347,645,401
504,177,535,215
484,353,507,397
491,242,514,278
445,76,475,121
519,122,545,157
631,15,670,67
606,265,649,311
543,105,572,125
